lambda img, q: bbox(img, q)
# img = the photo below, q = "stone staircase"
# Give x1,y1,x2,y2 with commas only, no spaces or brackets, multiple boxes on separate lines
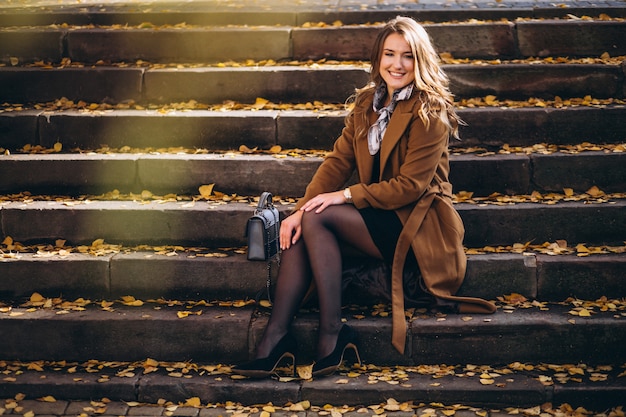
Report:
1,0,626,410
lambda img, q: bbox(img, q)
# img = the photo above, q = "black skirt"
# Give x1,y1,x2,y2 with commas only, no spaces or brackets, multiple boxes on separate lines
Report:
358,207,414,265
339,207,430,307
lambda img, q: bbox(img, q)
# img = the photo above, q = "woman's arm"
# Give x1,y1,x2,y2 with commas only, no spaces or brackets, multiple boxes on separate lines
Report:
293,108,359,211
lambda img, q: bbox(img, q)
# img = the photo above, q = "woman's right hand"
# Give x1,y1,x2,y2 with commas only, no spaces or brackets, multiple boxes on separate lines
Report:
280,210,303,250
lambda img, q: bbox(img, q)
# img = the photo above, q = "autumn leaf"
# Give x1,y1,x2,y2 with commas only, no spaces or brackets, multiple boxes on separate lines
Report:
576,244,590,253
184,397,201,407
289,401,310,411
120,296,144,306
238,145,258,153
500,293,528,304
30,292,45,303
28,362,44,371
252,97,269,110
586,185,604,197
297,364,313,380
198,184,215,199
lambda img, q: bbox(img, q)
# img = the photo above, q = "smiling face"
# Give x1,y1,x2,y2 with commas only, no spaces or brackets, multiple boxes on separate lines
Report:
379,32,416,100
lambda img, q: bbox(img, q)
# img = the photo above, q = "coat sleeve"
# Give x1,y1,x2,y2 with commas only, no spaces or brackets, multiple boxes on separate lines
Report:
294,109,359,211
351,107,449,211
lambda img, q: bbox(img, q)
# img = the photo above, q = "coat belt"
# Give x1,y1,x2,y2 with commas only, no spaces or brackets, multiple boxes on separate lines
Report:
390,189,437,354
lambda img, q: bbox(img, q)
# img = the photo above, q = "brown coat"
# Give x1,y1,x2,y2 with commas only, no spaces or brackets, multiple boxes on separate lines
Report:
295,88,495,354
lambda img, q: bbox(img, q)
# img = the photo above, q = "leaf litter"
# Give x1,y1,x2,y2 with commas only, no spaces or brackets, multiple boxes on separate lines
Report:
1,358,625,412
1,94,625,116
0,394,624,417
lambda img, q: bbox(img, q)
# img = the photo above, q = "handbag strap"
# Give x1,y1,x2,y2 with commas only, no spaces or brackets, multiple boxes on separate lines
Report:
256,191,274,211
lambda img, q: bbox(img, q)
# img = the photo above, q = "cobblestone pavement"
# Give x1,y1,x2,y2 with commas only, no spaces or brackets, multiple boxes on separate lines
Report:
3,397,625,417
1,398,251,417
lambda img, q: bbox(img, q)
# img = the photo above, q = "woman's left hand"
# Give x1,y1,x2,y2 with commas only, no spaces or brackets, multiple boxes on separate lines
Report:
300,190,347,214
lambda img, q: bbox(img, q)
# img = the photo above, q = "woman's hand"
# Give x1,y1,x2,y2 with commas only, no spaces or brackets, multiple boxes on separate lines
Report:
280,210,303,250
299,190,347,214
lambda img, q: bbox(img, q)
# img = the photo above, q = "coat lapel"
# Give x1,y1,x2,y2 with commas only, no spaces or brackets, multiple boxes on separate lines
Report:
379,100,414,176
353,102,377,183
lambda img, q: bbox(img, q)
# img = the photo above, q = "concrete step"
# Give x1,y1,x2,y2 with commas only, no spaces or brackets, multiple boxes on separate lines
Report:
0,151,624,197
2,106,625,152
1,0,625,27
1,199,624,247
0,360,625,409
1,250,624,303
0,301,625,366
2,62,624,104
2,19,625,65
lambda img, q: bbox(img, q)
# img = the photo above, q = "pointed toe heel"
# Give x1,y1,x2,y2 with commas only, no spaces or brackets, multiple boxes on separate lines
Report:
312,325,362,377
233,333,298,378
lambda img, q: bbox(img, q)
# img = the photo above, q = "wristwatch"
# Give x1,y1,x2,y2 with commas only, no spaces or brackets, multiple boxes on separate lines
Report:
343,187,353,203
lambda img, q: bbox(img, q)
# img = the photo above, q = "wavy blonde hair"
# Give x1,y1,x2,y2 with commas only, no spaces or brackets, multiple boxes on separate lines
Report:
365,16,462,139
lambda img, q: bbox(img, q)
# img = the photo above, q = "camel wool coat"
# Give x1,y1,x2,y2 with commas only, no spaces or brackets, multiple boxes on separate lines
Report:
294,88,496,354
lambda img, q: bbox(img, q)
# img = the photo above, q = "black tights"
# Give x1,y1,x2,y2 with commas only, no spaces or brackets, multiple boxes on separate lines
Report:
254,204,384,360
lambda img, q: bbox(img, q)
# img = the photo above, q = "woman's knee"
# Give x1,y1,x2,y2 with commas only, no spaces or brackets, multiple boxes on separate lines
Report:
301,206,337,232
300,209,322,234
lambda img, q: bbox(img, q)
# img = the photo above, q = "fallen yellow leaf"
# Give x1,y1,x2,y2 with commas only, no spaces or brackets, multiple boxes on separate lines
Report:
184,397,201,407
198,184,215,199
586,185,604,197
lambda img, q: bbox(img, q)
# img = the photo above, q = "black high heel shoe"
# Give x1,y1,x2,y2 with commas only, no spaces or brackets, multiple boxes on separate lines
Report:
312,324,362,377
233,333,298,378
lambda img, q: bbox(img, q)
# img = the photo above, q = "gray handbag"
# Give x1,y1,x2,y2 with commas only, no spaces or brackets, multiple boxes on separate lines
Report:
245,192,281,303
245,192,280,261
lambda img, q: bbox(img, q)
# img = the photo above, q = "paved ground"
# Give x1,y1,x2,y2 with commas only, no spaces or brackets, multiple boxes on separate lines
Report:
0,397,621,417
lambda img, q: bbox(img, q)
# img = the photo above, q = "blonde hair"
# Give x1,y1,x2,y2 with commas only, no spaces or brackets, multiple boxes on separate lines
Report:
366,16,462,139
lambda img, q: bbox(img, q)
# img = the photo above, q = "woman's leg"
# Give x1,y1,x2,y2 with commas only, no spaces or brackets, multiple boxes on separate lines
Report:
301,205,383,359
253,239,312,359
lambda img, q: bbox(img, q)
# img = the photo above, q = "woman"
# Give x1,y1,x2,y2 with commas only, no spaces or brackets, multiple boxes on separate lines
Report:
234,16,495,378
